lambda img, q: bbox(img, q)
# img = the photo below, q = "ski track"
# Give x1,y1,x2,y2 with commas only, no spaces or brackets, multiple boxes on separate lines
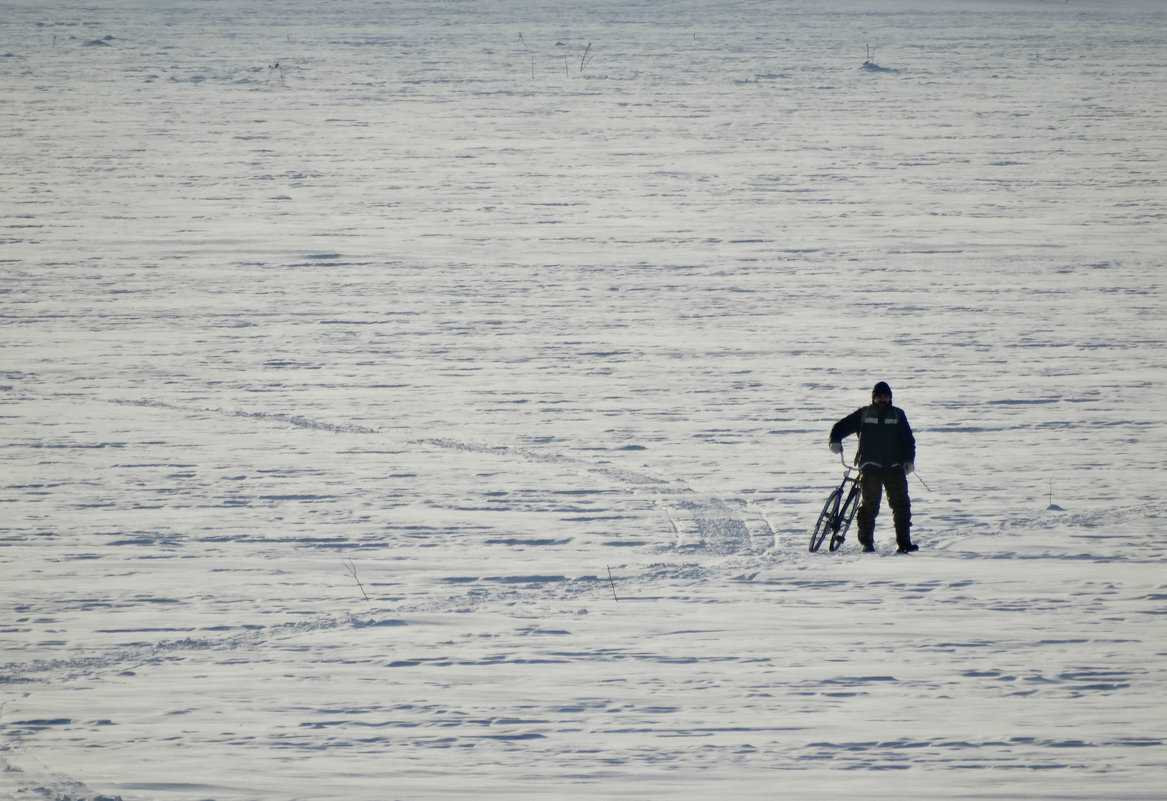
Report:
119,395,780,557
3,393,781,685
3,0,1167,798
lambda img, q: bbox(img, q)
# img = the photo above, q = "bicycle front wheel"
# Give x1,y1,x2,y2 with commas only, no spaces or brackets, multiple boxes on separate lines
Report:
810,488,843,553
829,483,862,552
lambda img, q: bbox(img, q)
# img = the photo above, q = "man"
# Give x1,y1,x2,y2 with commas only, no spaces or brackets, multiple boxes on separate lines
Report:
828,381,918,553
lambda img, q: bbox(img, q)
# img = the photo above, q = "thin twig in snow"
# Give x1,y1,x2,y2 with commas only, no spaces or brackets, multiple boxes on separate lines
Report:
343,559,369,602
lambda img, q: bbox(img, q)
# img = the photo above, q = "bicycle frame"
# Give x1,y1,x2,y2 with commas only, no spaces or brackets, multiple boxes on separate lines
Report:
809,448,865,552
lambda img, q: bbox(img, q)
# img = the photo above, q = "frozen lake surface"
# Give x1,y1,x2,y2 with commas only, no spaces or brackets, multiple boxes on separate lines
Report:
2,0,1165,799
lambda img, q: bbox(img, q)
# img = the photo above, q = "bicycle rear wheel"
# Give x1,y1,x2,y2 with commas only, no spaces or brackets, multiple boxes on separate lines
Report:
829,483,861,551
810,487,842,552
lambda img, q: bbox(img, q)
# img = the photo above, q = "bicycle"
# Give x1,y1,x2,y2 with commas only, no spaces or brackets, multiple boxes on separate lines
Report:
809,447,864,553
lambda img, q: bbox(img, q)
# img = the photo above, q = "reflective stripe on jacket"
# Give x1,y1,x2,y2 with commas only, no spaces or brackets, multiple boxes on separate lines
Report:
829,404,916,472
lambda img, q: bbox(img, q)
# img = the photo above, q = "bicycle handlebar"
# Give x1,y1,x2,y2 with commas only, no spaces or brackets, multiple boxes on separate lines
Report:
833,446,856,471
838,448,862,472
835,446,902,474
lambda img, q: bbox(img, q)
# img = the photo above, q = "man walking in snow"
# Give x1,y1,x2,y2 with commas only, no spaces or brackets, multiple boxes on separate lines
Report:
828,382,918,553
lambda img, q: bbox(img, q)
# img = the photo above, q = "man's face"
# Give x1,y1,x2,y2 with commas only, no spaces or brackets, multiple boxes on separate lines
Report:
874,392,891,408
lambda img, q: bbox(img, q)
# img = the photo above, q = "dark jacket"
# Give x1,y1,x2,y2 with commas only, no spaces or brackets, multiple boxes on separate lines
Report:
830,404,916,473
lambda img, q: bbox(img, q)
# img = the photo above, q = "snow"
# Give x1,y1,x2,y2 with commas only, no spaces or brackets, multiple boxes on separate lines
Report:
2,0,1165,799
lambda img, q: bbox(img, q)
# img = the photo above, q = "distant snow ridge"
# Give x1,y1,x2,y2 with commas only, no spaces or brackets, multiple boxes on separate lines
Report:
417,436,678,488
226,408,380,434
112,398,380,434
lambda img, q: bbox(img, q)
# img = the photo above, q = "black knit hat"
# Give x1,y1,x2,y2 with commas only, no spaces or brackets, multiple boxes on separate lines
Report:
872,381,892,400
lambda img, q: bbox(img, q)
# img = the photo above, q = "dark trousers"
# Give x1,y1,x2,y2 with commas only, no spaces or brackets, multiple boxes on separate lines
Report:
857,469,912,549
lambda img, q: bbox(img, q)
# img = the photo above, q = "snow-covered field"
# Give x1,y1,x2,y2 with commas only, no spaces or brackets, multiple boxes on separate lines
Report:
2,0,1165,798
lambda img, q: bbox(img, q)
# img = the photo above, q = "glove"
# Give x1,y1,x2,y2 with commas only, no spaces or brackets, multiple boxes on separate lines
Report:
903,462,915,474
829,441,842,454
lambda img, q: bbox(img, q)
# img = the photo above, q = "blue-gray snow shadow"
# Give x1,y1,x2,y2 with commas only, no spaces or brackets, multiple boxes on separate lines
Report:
861,61,899,74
